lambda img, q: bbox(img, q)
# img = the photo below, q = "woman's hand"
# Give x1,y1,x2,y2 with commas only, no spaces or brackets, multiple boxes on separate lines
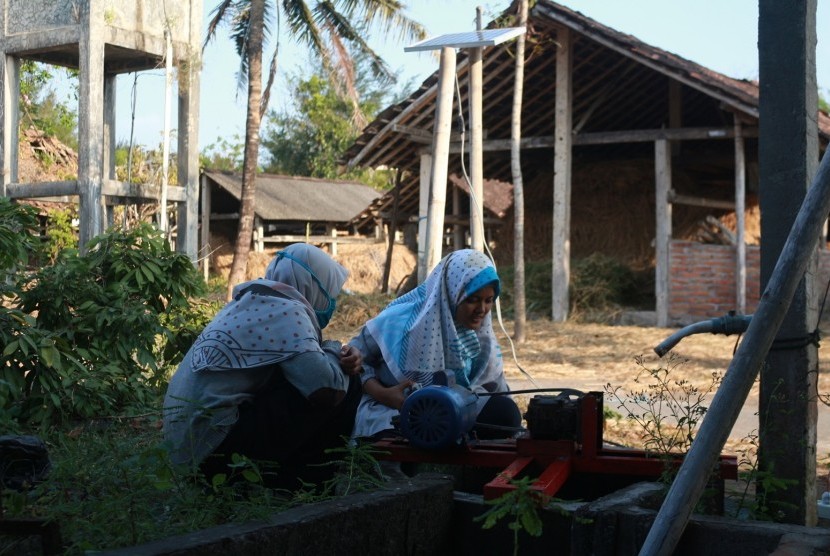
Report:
364,378,415,410
339,344,363,376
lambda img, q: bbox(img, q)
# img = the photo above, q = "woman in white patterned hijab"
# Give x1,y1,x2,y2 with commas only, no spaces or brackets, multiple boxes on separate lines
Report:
163,243,362,489
350,249,520,441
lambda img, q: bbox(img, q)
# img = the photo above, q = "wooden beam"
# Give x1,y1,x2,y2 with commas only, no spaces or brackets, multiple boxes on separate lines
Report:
552,27,572,322
418,153,431,283
261,235,380,245
667,190,735,210
434,126,759,155
390,124,465,144
734,117,747,314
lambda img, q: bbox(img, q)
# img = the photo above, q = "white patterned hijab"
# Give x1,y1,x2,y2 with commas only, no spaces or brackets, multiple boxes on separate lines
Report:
189,244,348,372
365,249,502,387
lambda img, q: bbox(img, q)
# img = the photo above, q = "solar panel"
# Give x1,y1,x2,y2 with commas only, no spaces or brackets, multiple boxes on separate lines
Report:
404,27,526,52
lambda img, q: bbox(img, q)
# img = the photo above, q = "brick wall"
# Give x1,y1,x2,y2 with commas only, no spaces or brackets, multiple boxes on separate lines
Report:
669,240,830,323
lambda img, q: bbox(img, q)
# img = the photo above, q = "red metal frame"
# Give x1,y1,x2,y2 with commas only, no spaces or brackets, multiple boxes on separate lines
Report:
373,392,738,500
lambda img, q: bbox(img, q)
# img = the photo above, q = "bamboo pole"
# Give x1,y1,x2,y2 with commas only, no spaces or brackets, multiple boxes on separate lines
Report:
639,147,830,555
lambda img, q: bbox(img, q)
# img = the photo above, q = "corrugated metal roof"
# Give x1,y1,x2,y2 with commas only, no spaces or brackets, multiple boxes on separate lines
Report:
204,171,380,223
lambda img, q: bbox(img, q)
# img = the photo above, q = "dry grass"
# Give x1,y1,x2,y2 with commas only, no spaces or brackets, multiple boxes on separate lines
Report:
209,241,416,295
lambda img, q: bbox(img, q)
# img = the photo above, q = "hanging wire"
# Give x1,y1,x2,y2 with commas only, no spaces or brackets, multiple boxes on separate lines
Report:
124,72,139,228
451,68,539,388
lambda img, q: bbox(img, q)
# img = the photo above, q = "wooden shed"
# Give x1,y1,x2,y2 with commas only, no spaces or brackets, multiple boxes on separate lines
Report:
200,171,380,255
341,0,830,326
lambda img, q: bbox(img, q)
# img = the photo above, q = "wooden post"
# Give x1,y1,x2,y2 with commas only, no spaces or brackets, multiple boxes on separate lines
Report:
654,138,672,327
468,7,485,251
382,169,403,294
452,186,464,249
424,47,457,274
418,153,431,283
734,117,747,314
254,216,264,252
552,27,572,322
329,225,337,257
669,80,682,157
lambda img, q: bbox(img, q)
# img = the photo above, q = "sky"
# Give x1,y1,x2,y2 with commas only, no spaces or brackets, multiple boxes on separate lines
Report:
92,0,830,151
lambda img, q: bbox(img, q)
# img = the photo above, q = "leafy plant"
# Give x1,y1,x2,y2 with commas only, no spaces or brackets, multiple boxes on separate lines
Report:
604,354,722,483
45,207,77,262
730,430,797,521
474,475,547,556
4,223,206,425
321,439,388,497
5,421,294,553
0,197,41,272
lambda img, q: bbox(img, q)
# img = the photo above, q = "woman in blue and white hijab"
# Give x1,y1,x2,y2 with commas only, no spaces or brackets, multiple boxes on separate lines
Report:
350,249,520,440
163,243,362,488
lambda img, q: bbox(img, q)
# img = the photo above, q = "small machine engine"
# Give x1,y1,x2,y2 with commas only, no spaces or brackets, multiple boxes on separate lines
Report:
399,373,479,450
522,389,586,441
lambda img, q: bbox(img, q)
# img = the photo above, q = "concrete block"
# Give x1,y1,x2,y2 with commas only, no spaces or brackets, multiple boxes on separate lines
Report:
99,474,455,556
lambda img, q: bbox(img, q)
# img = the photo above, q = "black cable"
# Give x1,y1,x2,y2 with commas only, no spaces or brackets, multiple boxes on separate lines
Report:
477,388,587,397
769,329,821,351
472,422,528,434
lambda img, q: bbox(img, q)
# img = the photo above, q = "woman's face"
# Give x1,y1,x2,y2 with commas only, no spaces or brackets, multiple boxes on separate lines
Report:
455,285,496,330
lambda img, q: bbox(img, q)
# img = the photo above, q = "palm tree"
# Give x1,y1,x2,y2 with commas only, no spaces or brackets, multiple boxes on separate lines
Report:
205,1,425,299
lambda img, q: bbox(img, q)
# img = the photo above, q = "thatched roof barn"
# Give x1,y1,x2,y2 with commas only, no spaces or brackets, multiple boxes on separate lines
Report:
341,0,830,325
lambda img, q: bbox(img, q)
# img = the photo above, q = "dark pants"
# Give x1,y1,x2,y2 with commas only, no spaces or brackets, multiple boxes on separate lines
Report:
366,394,523,442
201,372,362,490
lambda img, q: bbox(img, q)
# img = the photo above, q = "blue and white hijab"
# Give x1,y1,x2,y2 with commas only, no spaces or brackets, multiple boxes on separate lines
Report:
365,249,502,389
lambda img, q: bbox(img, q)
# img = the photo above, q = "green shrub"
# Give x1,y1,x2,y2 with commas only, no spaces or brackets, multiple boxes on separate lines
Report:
569,253,639,321
497,254,647,321
0,197,41,272
3,223,206,425
45,207,78,262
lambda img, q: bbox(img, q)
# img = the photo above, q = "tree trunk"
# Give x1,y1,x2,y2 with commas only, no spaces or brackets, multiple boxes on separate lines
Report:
226,0,265,300
511,0,528,343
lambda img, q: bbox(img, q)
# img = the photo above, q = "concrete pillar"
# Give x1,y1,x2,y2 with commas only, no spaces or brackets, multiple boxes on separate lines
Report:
0,53,19,194
758,0,819,525
78,2,106,248
176,3,202,261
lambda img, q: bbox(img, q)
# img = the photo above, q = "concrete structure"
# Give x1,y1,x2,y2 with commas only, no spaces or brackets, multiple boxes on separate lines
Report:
94,476,830,555
0,0,202,259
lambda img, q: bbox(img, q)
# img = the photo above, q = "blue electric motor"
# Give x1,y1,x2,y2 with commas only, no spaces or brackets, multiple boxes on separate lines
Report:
399,384,479,450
